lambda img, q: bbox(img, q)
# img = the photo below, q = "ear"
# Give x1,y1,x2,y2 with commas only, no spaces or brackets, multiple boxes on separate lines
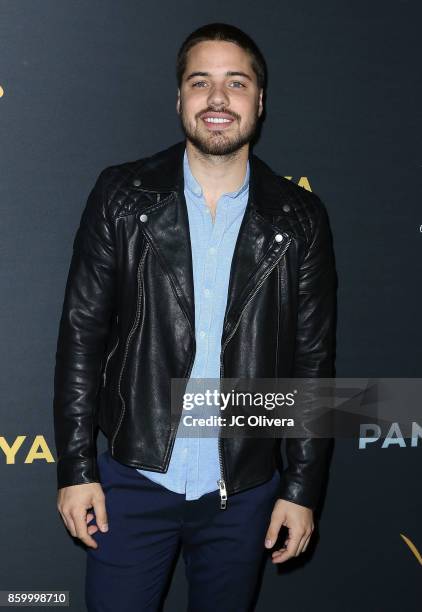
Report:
176,88,181,114
258,89,264,117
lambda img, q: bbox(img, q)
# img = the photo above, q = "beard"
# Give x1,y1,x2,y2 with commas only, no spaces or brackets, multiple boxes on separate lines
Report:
178,99,261,157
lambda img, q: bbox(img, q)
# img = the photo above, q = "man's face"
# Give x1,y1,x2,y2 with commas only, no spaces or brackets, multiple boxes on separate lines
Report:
176,40,263,156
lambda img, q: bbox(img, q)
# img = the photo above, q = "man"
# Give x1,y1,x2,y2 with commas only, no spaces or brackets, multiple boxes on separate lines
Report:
54,22,336,612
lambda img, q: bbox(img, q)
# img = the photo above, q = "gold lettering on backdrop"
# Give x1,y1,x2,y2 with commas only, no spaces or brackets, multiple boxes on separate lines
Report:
25,435,55,463
0,435,26,463
400,534,422,565
297,177,312,191
0,435,55,463
283,177,313,192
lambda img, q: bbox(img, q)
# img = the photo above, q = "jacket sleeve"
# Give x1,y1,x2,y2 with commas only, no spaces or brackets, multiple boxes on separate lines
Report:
53,168,117,489
278,195,337,509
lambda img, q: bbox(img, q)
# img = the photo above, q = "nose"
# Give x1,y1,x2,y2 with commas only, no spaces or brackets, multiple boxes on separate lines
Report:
207,83,230,107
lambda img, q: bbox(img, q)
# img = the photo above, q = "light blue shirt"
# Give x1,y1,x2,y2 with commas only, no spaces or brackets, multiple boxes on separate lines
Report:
137,147,250,499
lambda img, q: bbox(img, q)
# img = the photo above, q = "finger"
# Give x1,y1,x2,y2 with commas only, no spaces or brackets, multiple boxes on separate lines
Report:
264,523,281,549
294,532,309,556
92,497,109,533
87,523,99,535
72,512,98,549
271,533,302,563
300,523,314,554
62,512,77,538
264,509,284,548
302,532,313,553
86,512,98,535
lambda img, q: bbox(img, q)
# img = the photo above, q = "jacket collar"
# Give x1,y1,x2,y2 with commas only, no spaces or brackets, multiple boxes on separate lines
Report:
132,139,296,217
132,139,295,346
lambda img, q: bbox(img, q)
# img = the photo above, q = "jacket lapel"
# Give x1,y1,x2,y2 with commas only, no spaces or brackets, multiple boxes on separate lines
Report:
134,189,196,337
132,140,295,345
221,204,292,346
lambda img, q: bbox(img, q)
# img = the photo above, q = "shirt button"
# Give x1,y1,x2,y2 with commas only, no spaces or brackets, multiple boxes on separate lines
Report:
209,247,216,255
199,330,207,339
204,208,210,214
204,288,211,297
275,233,283,242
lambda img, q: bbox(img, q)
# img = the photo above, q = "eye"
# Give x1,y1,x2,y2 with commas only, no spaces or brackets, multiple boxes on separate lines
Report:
191,80,246,88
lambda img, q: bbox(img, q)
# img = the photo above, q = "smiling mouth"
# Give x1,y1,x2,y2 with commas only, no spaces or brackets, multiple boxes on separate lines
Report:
201,115,235,130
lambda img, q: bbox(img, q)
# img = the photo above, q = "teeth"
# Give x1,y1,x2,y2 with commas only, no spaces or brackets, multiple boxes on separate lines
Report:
204,117,232,123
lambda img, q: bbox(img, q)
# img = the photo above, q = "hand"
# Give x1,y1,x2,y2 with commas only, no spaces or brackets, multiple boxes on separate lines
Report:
57,483,108,549
264,498,314,563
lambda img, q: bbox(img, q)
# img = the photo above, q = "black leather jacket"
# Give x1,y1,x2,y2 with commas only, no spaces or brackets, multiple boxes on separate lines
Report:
53,139,337,510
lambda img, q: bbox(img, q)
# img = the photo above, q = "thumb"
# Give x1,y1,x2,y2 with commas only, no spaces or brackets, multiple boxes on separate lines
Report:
264,515,282,548
92,498,109,532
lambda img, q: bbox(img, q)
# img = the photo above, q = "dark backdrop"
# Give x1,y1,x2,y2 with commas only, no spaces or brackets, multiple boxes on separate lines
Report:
0,1,420,610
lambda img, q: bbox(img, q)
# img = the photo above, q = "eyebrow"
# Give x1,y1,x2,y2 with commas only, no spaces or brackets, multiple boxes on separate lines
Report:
185,71,253,83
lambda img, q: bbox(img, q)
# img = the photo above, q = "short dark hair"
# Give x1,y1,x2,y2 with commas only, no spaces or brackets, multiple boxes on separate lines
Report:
176,22,267,91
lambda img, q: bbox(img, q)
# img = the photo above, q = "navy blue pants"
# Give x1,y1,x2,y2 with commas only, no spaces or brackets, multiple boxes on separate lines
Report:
85,450,280,612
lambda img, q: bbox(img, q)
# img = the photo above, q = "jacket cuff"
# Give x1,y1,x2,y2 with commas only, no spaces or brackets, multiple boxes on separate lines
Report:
56,456,100,490
277,476,320,510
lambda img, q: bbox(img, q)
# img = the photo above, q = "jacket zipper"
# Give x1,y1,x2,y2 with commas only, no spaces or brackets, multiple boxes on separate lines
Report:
102,316,119,388
217,232,292,510
111,243,149,453
217,354,228,509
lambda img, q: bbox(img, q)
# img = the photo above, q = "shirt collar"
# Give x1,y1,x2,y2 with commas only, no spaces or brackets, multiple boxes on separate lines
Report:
183,148,250,200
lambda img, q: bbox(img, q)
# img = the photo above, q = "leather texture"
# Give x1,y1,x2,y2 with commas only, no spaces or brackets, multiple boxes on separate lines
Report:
53,139,337,509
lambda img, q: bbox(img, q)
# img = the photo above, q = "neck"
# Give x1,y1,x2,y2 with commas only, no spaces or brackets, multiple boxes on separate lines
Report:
185,140,249,201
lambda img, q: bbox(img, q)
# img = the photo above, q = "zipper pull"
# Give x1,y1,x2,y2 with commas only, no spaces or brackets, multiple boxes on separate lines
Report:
217,478,227,510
